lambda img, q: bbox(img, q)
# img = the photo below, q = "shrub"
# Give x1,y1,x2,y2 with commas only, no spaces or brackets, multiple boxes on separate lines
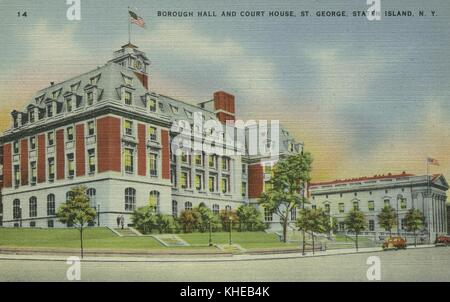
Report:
131,205,157,234
236,204,266,231
179,209,201,233
219,209,239,231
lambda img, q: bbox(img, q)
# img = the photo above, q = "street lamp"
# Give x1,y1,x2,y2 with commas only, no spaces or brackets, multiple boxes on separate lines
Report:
97,204,101,227
229,216,233,245
18,207,22,227
396,197,400,236
208,218,213,247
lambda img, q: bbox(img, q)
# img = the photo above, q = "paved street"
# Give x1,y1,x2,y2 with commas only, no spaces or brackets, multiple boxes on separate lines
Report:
0,247,448,282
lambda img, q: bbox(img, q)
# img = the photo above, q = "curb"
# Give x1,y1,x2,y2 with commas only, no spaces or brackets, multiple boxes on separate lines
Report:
0,244,439,263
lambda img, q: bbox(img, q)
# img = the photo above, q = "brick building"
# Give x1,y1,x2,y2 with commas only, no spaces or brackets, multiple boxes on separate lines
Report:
0,43,302,228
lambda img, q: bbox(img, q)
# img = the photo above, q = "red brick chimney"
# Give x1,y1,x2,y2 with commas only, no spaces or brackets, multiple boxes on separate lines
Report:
213,91,235,123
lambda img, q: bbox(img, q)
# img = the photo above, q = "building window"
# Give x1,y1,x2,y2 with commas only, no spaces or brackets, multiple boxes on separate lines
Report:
47,131,54,146
384,199,390,207
29,109,35,123
312,205,317,210
29,136,36,150
13,199,21,219
149,191,160,214
124,91,132,105
221,157,229,170
14,165,20,187
87,188,96,208
208,155,217,169
401,218,406,230
400,198,407,209
242,164,247,174
88,149,96,173
339,222,345,231
185,201,192,211
212,204,219,215
241,182,246,197
66,191,74,202
87,92,94,106
225,205,231,211
149,98,157,112
290,207,297,220
369,220,375,231
338,203,345,213
264,208,273,222
87,121,95,136
124,148,134,173
47,103,53,117
195,173,203,190
172,200,178,217
149,153,158,177
325,203,330,213
30,161,37,185
67,153,75,177
48,157,55,181
124,187,136,211
353,201,359,211
124,120,133,136
181,171,190,189
29,197,37,218
181,152,189,164
221,177,229,194
47,194,55,216
368,200,375,211
209,176,216,192
195,154,203,166
67,126,74,141
13,140,19,154
66,98,73,112
47,220,54,228
170,166,177,186
148,126,157,141
30,221,36,228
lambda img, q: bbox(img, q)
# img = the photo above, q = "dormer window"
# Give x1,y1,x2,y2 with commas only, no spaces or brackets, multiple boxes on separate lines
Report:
124,91,132,105
170,105,178,114
90,74,100,85
148,98,156,112
46,103,53,118
185,109,193,118
87,91,94,106
123,75,133,86
29,109,35,123
71,82,79,92
66,98,73,112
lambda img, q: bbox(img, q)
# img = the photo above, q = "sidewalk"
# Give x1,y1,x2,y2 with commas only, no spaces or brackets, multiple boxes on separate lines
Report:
0,244,438,263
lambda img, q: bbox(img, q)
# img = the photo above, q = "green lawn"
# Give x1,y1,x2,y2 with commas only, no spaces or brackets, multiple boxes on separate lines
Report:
0,228,164,250
0,228,295,251
178,231,297,249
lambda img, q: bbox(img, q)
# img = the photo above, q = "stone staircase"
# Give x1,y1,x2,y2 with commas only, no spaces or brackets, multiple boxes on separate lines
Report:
114,228,139,237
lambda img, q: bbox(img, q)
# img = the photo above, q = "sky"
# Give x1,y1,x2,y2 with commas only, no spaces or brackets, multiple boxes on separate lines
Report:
0,0,449,182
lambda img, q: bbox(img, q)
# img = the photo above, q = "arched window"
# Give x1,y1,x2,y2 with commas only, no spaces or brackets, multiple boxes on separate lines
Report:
185,201,192,211
87,188,97,208
29,197,37,217
212,204,219,215
125,188,136,211
13,199,21,219
149,190,160,214
47,194,55,216
290,207,297,221
199,202,206,208
225,205,231,212
66,191,74,202
172,200,178,217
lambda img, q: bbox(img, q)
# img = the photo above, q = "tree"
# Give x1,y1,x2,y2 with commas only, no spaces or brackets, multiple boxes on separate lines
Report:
56,185,96,258
378,205,397,238
344,209,367,251
404,208,424,247
179,209,201,233
132,205,157,234
196,205,220,233
296,207,326,254
236,204,266,232
258,152,313,243
155,214,177,234
219,209,239,231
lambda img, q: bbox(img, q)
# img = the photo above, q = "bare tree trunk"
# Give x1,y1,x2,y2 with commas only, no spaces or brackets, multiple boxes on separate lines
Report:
283,217,288,243
414,229,417,247
302,230,306,255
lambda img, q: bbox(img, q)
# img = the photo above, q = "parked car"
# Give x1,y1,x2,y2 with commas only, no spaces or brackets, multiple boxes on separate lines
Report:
382,237,407,250
435,235,450,246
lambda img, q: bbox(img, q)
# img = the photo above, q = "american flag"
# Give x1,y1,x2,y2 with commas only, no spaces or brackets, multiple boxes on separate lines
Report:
427,157,440,166
129,10,145,28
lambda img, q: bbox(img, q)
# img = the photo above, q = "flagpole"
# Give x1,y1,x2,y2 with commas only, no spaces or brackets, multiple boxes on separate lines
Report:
128,7,131,44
